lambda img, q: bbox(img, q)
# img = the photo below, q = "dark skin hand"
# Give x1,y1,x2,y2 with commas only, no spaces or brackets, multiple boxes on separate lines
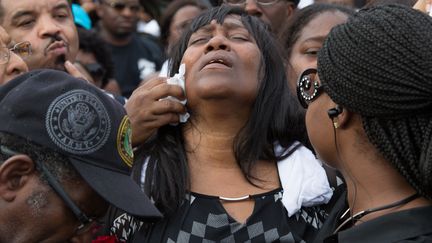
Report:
126,76,187,145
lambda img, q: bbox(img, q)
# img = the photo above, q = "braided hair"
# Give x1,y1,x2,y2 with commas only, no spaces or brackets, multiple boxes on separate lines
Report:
318,4,432,199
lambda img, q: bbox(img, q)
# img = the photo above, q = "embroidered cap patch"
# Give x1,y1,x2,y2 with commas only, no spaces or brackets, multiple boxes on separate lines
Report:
46,90,111,154
117,116,133,167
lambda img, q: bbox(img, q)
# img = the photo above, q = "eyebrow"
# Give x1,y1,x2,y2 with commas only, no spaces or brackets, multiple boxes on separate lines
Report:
52,2,71,12
194,21,247,35
302,36,327,43
11,10,34,24
11,2,70,23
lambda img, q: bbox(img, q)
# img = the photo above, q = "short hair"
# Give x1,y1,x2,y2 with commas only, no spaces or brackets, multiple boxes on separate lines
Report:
77,28,115,88
318,4,432,199
280,3,355,62
134,5,308,215
0,132,80,185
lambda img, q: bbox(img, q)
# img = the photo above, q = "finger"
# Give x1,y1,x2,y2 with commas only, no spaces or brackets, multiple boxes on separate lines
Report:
153,83,186,101
136,76,168,91
143,113,182,128
65,61,90,83
152,99,187,115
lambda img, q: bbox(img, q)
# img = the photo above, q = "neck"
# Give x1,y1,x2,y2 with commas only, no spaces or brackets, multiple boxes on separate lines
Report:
341,154,431,223
183,121,240,169
98,25,133,46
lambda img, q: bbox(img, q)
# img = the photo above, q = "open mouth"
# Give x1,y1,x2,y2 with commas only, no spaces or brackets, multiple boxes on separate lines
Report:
204,57,233,69
208,59,228,66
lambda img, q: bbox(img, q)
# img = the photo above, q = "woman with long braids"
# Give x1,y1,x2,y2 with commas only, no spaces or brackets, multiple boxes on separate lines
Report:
298,4,432,242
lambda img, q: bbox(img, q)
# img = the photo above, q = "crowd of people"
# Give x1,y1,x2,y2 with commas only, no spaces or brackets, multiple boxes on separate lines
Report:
0,0,430,242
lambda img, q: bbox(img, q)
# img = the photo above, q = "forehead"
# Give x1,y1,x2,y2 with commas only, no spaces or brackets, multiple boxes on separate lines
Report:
193,16,247,33
105,0,139,4
172,5,203,25
298,11,349,42
1,0,69,17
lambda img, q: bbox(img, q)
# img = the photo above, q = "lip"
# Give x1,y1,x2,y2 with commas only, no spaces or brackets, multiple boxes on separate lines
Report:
118,21,134,27
46,41,68,55
200,52,233,70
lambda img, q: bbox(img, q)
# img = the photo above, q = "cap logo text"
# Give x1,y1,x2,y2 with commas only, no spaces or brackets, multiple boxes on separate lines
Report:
46,90,111,154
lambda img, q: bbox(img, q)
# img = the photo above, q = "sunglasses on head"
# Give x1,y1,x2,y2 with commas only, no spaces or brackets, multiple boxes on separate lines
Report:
296,68,323,109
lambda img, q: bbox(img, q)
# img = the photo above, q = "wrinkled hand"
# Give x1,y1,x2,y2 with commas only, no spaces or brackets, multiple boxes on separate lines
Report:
126,77,186,146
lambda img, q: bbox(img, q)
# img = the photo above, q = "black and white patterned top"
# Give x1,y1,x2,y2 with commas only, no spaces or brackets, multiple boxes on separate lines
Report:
130,188,326,243
104,143,335,242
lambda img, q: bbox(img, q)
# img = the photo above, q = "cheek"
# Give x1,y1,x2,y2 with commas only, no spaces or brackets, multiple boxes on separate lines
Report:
65,26,79,57
290,55,316,79
0,66,7,85
181,48,200,83
242,47,261,79
305,107,335,164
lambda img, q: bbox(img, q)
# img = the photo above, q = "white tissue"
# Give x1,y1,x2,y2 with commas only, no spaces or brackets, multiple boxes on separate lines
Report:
163,63,189,124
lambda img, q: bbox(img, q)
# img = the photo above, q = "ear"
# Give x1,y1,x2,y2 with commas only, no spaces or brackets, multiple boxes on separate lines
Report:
285,2,296,19
331,106,353,129
0,155,36,202
95,3,105,19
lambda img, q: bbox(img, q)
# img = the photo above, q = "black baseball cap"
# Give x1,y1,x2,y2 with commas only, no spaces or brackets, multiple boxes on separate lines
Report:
0,69,161,220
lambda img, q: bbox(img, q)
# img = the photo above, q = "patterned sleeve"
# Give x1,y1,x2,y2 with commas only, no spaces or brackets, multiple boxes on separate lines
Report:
98,206,143,243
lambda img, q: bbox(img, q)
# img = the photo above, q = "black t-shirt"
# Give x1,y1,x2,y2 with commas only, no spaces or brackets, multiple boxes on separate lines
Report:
107,34,163,98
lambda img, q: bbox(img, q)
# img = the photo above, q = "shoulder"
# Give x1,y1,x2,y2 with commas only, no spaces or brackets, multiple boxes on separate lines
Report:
134,35,163,53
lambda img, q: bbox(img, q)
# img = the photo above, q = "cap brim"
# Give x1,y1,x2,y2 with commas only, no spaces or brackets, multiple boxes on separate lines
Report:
69,157,162,221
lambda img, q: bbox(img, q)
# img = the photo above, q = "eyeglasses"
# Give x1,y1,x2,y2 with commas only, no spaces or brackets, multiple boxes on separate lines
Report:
223,0,282,6
103,1,141,13
297,68,323,109
0,41,32,65
0,145,100,235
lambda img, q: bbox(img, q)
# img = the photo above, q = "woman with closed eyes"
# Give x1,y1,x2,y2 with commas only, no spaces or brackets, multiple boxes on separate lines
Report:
106,6,335,243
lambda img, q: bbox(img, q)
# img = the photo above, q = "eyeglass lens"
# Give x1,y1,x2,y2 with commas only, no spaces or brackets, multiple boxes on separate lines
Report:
0,41,32,65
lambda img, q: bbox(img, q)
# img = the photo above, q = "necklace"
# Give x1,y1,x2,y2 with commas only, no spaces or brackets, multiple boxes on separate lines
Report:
333,193,420,234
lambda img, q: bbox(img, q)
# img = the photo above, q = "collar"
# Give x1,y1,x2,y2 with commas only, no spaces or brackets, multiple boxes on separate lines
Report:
325,206,432,243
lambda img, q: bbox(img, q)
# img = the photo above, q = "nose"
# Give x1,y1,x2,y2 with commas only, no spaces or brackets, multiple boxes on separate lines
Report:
244,0,262,17
120,6,135,18
204,35,230,54
4,52,28,83
37,15,62,38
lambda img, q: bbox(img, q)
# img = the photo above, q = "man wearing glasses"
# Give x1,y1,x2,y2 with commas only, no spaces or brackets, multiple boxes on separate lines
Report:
0,26,29,85
0,69,161,242
0,0,79,73
221,0,298,35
